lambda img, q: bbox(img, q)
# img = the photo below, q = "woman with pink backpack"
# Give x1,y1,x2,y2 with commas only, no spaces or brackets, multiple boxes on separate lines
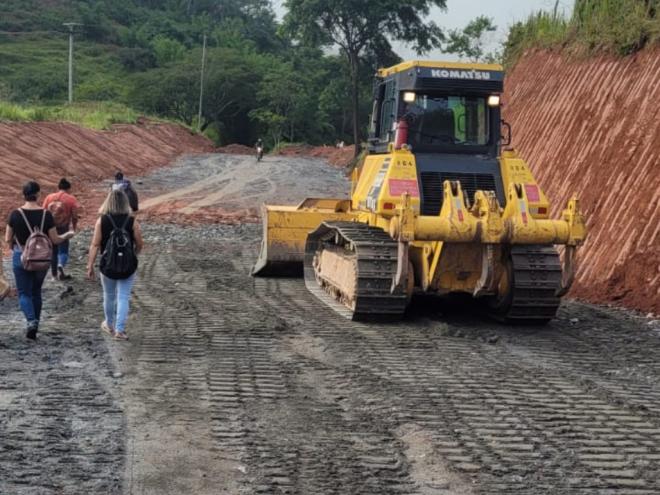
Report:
4,181,75,340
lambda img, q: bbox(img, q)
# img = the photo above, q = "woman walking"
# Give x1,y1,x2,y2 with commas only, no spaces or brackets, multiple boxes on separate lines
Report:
87,189,143,340
4,181,75,340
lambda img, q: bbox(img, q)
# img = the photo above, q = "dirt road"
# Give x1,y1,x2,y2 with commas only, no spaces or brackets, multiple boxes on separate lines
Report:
137,153,349,223
2,154,660,494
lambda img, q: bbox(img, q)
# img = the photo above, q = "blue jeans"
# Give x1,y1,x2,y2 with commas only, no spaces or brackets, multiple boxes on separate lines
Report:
51,225,70,275
101,273,136,333
51,240,70,274
12,249,47,325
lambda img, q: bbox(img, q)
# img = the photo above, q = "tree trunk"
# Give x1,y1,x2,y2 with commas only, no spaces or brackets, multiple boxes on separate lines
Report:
341,107,346,136
348,50,360,157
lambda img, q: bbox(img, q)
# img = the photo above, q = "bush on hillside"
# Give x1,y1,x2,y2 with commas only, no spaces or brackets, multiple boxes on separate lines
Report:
504,0,660,66
151,35,187,66
119,47,157,71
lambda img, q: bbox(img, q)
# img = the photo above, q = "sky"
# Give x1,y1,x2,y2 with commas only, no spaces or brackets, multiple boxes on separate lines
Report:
272,0,574,60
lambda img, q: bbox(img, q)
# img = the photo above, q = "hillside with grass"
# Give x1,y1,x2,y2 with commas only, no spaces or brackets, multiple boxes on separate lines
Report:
0,0,386,146
503,0,660,65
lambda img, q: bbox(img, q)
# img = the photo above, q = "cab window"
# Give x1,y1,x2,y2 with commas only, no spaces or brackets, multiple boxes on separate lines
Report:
404,94,489,148
379,80,397,142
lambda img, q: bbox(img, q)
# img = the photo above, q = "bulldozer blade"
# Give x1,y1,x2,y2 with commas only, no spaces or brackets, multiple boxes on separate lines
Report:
252,237,304,276
251,199,354,278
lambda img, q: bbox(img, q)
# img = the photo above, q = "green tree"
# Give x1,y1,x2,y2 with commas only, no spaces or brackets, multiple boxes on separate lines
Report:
282,0,446,155
249,62,307,146
444,16,497,62
129,64,199,124
201,48,263,138
150,35,187,65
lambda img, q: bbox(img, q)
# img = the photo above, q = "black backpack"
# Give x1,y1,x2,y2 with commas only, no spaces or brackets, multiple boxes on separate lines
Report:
100,215,138,279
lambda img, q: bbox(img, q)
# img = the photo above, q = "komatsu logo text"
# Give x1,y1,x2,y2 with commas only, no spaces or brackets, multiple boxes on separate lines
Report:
431,69,491,80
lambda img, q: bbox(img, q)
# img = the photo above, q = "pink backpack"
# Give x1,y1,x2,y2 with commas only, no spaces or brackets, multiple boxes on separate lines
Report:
18,209,53,271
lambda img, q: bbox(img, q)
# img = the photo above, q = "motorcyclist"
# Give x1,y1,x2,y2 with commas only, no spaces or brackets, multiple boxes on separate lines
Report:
255,139,264,161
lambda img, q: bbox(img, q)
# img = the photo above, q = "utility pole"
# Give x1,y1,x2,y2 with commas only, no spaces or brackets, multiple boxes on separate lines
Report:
63,23,82,104
197,34,207,132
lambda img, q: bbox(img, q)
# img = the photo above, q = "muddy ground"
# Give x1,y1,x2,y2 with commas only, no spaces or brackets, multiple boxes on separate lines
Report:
1,154,660,495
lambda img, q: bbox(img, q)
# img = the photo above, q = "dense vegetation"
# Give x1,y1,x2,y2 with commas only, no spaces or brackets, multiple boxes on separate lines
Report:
503,0,660,65
5,1,655,144
0,0,445,146
0,1,340,143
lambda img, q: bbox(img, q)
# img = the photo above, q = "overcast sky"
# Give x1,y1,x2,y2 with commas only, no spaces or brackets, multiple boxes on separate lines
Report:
272,0,574,60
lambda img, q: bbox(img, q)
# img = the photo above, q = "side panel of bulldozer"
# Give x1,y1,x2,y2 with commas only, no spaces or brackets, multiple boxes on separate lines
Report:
252,199,354,276
352,150,421,216
499,150,551,219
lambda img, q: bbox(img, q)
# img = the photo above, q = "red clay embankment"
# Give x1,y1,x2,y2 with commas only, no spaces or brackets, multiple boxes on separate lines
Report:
0,121,213,225
504,49,660,314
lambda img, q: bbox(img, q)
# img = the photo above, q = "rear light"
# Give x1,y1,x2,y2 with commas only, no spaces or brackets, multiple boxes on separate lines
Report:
538,207,547,215
383,202,395,210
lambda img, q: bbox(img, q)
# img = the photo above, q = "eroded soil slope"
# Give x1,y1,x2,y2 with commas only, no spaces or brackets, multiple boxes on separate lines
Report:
504,49,660,314
0,121,213,223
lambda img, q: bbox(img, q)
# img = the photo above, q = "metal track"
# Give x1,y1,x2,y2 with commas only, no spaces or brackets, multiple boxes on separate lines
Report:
489,245,562,323
304,222,408,321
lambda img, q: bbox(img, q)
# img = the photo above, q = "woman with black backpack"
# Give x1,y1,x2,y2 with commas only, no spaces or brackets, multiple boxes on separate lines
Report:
86,189,144,341
4,181,75,340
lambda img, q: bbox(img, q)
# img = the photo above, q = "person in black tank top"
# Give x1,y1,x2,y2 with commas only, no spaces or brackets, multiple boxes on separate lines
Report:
4,181,75,340
86,189,144,340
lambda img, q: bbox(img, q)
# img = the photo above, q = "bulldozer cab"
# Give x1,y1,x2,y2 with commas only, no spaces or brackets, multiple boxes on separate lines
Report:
368,61,504,157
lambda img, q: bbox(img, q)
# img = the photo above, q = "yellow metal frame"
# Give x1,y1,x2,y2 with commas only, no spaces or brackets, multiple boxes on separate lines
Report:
350,147,586,293
377,60,504,78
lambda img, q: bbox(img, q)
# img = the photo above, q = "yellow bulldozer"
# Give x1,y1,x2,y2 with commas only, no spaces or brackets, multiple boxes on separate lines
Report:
253,61,587,323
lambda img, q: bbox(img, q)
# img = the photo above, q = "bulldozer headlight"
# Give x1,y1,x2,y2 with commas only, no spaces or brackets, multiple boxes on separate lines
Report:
403,92,416,103
488,95,501,107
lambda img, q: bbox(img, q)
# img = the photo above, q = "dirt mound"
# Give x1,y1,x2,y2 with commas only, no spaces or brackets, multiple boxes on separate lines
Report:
504,48,660,314
0,121,213,230
276,144,356,168
217,143,255,155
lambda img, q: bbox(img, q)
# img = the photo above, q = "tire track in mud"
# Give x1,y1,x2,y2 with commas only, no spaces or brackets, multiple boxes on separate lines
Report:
115,224,660,494
249,256,660,493
139,153,348,220
0,252,124,495
118,229,421,494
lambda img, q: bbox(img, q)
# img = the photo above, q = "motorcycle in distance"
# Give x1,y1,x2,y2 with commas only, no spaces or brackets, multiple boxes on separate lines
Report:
256,145,264,162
